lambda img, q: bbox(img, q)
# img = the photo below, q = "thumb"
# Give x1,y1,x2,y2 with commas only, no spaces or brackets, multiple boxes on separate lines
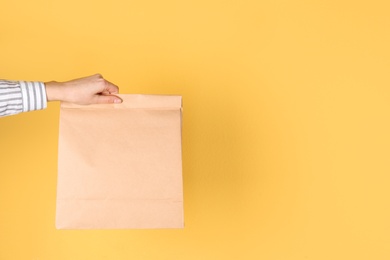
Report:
93,94,123,104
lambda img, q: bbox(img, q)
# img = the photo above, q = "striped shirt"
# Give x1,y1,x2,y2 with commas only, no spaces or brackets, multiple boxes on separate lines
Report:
0,80,47,117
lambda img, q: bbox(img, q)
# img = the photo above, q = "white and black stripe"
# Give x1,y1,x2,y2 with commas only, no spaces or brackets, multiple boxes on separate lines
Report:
0,80,47,117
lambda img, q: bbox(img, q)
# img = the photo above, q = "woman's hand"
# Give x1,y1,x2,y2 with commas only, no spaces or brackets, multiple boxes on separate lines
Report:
45,74,122,105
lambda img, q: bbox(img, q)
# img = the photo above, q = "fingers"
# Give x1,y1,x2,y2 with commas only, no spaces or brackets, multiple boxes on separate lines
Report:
93,94,123,104
102,79,119,94
94,74,119,96
92,74,121,104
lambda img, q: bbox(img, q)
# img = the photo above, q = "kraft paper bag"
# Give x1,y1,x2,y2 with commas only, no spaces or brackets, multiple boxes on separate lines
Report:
56,94,183,229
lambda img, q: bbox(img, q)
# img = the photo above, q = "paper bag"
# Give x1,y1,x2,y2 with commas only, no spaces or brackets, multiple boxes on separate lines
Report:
56,94,183,229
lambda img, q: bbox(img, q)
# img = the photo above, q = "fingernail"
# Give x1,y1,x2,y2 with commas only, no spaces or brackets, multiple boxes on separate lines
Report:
114,98,122,103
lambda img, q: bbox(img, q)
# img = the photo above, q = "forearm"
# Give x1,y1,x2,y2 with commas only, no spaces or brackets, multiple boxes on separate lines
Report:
0,79,47,117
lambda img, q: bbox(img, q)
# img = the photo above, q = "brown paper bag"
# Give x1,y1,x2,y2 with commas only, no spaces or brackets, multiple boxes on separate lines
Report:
56,94,183,229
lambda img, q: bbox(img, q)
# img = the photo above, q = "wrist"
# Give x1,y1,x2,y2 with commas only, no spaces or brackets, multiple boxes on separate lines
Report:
45,81,63,102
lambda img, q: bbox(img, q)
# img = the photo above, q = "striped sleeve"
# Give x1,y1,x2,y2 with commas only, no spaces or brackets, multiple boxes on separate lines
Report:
0,79,47,117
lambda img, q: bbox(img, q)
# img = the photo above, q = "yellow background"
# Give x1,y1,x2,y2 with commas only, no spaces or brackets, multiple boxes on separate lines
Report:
1,0,389,259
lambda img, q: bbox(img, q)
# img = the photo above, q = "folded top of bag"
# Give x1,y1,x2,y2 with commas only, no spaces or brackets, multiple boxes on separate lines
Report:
61,94,182,110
